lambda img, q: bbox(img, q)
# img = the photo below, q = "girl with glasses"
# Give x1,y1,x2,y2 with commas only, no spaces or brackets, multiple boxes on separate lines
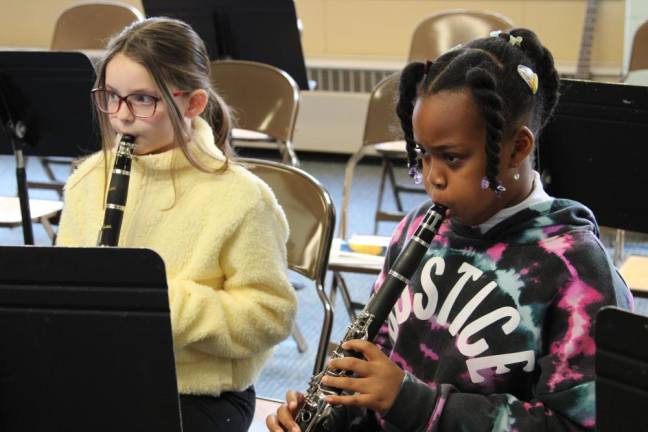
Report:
57,17,297,432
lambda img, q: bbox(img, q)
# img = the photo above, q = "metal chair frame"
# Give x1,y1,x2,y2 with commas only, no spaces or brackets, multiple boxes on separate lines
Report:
45,1,144,197
240,158,335,374
212,61,301,167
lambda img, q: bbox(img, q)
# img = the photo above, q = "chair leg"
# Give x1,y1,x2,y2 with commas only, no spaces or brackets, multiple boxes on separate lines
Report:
279,140,300,168
614,228,626,267
39,216,57,244
291,323,308,353
335,272,358,321
314,281,334,374
374,158,390,234
37,156,70,199
328,271,338,308
385,157,404,212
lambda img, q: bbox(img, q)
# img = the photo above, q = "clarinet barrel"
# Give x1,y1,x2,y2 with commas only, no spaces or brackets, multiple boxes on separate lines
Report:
97,134,136,247
363,202,446,339
295,202,447,432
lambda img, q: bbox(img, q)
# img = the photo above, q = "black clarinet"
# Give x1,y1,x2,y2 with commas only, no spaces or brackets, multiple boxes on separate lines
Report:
295,203,447,431
97,134,136,246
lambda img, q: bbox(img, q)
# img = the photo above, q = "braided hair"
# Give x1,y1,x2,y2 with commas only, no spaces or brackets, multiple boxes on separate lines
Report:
396,28,560,192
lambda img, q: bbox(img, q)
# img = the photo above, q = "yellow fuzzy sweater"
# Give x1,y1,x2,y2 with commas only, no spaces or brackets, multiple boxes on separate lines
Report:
57,117,296,395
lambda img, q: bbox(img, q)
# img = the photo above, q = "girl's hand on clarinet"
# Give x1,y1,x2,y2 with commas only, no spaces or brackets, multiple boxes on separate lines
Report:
266,390,304,432
321,339,404,414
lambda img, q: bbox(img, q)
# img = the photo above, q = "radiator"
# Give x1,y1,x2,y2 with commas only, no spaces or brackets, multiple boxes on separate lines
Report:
307,66,397,93
294,61,400,154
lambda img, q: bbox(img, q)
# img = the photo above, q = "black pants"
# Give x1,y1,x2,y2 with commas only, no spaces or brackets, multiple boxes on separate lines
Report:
180,386,255,432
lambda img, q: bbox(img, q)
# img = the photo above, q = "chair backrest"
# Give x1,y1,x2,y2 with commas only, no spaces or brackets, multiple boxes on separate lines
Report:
211,60,300,143
239,158,335,284
362,72,403,148
51,1,144,50
408,9,514,62
242,158,335,373
626,20,648,76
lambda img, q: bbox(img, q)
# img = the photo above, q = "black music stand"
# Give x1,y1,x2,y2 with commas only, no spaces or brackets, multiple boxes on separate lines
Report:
0,246,182,432
0,51,99,244
141,0,310,90
538,78,648,234
595,306,648,431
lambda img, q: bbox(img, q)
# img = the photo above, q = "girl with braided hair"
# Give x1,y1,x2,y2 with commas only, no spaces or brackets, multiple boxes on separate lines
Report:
268,28,632,431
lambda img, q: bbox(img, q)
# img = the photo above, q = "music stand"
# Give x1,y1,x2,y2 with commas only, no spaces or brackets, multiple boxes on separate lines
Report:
595,306,648,431
538,78,648,234
141,0,310,90
0,51,99,244
0,246,182,432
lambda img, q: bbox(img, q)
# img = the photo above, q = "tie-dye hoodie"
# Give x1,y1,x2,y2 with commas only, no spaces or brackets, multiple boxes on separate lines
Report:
330,198,632,432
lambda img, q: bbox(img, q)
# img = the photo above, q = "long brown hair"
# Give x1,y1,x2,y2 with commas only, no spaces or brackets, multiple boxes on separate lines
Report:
93,17,234,172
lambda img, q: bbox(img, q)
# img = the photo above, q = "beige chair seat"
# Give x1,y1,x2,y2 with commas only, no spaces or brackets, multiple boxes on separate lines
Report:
619,255,648,298
232,128,274,142
328,238,386,320
328,238,385,274
0,196,63,241
373,140,407,157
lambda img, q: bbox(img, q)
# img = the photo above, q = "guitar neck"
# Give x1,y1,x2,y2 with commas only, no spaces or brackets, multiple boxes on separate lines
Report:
576,0,598,79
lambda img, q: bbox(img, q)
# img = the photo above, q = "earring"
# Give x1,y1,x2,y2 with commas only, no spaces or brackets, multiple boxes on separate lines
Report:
480,176,490,190
481,176,507,194
513,172,520,181
409,166,423,185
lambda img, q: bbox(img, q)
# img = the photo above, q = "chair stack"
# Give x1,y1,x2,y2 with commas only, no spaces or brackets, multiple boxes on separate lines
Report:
211,61,301,167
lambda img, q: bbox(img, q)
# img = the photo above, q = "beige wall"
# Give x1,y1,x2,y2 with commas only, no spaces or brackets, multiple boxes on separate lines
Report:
295,0,625,72
1,0,624,72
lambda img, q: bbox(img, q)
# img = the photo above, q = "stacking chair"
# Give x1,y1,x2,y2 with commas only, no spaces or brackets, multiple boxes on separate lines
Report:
212,61,300,167
408,9,515,62
373,10,515,225
612,20,648,280
240,158,335,374
339,72,407,237
622,20,648,84
243,159,335,430
0,196,63,243
50,1,144,50
615,21,648,289
44,1,144,198
326,73,403,321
